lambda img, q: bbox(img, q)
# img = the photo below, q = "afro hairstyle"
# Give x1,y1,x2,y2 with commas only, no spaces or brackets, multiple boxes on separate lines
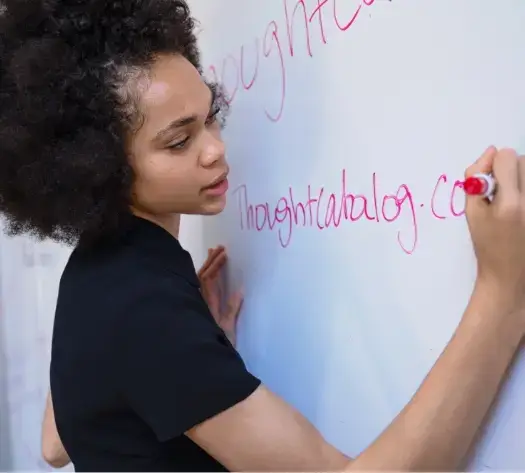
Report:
0,0,221,244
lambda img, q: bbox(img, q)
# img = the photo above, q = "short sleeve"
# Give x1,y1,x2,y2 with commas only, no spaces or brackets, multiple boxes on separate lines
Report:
116,274,261,442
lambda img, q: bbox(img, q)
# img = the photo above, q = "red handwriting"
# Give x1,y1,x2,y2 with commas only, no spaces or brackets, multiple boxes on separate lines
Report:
430,174,465,219
207,0,376,121
232,170,466,254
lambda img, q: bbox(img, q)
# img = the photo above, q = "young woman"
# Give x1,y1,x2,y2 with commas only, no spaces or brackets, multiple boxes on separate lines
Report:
1,0,524,471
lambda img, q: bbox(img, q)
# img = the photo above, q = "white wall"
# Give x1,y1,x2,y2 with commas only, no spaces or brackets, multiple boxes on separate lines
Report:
0,229,73,471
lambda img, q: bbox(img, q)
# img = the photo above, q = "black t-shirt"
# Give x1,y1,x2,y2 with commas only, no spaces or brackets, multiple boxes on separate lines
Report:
50,215,261,471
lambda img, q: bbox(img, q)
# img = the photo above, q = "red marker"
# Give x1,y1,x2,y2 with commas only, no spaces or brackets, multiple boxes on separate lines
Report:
463,173,496,199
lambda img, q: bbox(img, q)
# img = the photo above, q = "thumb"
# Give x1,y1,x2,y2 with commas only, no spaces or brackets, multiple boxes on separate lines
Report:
464,145,497,214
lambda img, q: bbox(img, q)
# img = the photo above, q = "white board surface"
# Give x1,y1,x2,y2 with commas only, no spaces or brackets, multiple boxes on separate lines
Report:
189,0,525,470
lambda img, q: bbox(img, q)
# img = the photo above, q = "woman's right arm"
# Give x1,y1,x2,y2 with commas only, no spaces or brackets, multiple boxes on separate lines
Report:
184,147,525,471
119,146,524,472
188,285,521,471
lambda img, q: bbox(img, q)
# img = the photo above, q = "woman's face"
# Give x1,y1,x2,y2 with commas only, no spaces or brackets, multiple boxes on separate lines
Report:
128,54,229,218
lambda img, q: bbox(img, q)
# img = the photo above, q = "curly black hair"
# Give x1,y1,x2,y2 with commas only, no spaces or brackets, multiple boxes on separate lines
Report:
0,0,210,244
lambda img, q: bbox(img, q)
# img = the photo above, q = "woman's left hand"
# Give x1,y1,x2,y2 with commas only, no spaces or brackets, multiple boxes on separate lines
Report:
197,245,243,346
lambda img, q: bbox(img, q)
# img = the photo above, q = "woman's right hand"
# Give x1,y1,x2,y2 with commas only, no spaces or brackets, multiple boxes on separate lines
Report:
465,146,525,335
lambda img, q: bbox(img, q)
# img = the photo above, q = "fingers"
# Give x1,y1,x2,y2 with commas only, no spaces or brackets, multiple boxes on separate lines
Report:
518,155,525,201
216,270,225,308
202,249,227,281
197,248,213,277
197,245,226,278
464,146,498,212
464,146,521,215
226,291,244,320
201,246,224,273
492,148,520,206
464,145,497,178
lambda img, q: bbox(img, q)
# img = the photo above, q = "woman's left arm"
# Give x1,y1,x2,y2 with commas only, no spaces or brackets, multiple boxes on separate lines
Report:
41,390,71,468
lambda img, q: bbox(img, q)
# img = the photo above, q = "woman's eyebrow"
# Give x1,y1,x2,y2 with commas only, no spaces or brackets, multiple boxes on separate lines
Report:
154,84,216,142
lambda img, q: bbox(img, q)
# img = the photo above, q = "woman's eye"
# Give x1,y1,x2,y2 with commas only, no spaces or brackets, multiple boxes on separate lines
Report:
166,109,220,151
205,108,220,126
167,137,189,150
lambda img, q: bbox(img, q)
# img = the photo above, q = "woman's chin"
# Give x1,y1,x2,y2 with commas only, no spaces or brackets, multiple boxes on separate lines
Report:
199,195,227,216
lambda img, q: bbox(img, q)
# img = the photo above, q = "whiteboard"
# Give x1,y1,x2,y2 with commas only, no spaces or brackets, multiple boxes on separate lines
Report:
1,1,524,469
189,0,525,470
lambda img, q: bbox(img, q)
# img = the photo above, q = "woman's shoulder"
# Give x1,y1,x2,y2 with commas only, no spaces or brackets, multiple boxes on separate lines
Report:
64,240,196,300
63,215,199,295
56,243,202,336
